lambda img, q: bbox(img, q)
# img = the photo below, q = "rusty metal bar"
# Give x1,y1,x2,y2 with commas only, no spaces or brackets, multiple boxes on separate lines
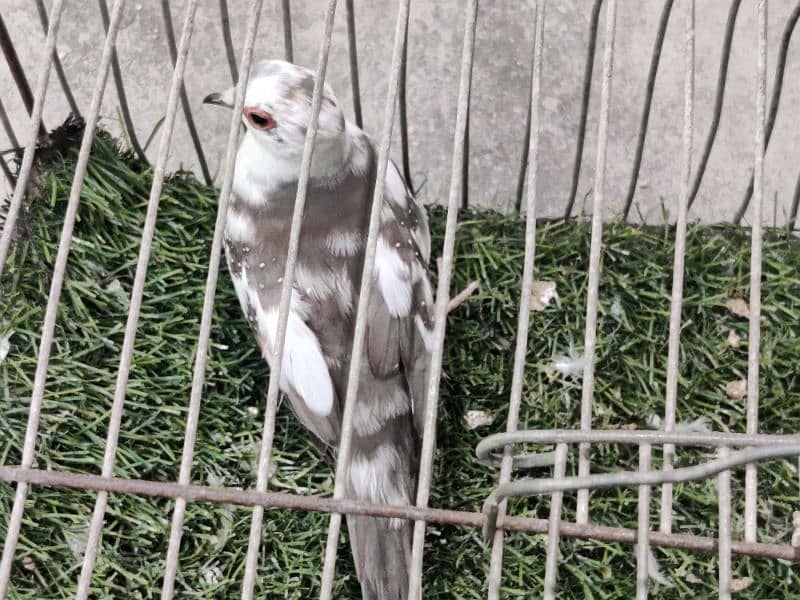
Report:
159,2,264,598
219,0,238,82
159,0,211,185
0,12,47,136
635,444,652,599
317,1,410,596
660,0,695,536
240,2,339,598
0,1,125,595
486,1,546,597
74,1,203,597
563,0,603,219
744,0,767,544
34,0,79,116
1,465,797,562
734,0,800,225
688,0,742,209
576,0,617,525
621,0,674,221
408,1,479,596
543,443,567,599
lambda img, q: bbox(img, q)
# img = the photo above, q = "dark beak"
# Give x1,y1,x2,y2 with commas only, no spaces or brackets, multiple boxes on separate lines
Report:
203,91,233,108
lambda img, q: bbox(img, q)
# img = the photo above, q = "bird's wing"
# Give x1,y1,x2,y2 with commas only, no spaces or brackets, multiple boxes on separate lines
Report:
367,160,433,437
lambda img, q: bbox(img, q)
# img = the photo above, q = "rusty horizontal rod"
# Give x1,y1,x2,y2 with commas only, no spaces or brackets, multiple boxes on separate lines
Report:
0,465,796,562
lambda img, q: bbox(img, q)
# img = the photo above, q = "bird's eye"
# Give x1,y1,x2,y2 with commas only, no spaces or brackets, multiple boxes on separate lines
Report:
244,107,277,131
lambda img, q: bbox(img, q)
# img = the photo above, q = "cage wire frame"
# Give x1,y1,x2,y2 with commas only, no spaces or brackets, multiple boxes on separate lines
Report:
0,0,799,598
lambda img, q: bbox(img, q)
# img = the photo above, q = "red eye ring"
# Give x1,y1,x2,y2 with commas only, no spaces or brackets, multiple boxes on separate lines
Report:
244,107,276,131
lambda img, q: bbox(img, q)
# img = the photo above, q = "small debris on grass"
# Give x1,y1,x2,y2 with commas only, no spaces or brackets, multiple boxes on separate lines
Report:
202,565,222,586
646,413,711,433
726,330,742,348
549,342,586,379
66,528,89,559
792,511,800,547
684,572,702,584
105,278,123,294
22,556,35,571
726,298,750,318
246,405,259,417
464,410,493,430
531,280,557,311
730,577,753,592
725,379,747,400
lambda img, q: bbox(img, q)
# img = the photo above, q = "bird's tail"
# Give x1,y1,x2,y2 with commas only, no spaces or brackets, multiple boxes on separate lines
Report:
346,513,412,600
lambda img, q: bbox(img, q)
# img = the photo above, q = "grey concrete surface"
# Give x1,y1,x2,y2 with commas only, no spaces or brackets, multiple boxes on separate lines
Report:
1,1,799,226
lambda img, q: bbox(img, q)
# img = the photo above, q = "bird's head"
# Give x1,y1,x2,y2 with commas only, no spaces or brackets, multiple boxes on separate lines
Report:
204,59,346,163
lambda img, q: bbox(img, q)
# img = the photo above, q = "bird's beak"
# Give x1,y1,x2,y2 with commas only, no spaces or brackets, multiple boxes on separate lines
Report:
203,87,235,109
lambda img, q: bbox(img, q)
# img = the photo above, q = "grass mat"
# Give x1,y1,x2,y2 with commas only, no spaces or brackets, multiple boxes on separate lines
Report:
1,122,799,598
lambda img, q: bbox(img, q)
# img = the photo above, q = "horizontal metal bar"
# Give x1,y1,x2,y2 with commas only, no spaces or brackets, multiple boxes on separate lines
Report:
0,466,796,562
477,429,800,468
482,444,800,540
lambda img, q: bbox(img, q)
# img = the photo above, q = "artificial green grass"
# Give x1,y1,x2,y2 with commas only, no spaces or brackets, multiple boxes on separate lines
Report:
1,120,799,599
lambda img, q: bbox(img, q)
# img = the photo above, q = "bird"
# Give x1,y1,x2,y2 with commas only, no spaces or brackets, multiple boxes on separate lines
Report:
204,59,433,600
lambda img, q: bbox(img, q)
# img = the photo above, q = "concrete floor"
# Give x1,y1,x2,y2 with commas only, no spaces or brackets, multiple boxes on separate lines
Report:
2,1,799,225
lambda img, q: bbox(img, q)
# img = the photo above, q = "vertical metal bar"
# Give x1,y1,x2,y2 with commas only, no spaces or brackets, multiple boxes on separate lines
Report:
563,0,603,220
621,0,674,221
160,2,264,598
0,12,47,136
733,0,800,225
219,0,239,83
486,1,545,596
576,0,616,526
718,447,732,600
407,0,479,596
159,0,212,185
0,95,20,149
542,442,567,600
688,0,742,209
317,1,411,597
97,0,147,162
635,444,652,600
240,2,339,598
744,0,767,544
0,1,125,595
660,0,695,536
0,0,65,280
75,2,202,597
344,0,362,128
281,0,294,63
34,0,80,116
514,57,533,214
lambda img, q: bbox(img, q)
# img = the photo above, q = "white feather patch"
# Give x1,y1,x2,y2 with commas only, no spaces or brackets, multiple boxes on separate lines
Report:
385,161,408,208
325,231,363,257
240,268,333,417
375,237,412,317
352,386,410,436
349,444,411,528
225,210,255,241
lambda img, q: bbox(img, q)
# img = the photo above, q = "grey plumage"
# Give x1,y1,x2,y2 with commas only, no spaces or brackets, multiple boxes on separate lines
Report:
206,59,433,599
